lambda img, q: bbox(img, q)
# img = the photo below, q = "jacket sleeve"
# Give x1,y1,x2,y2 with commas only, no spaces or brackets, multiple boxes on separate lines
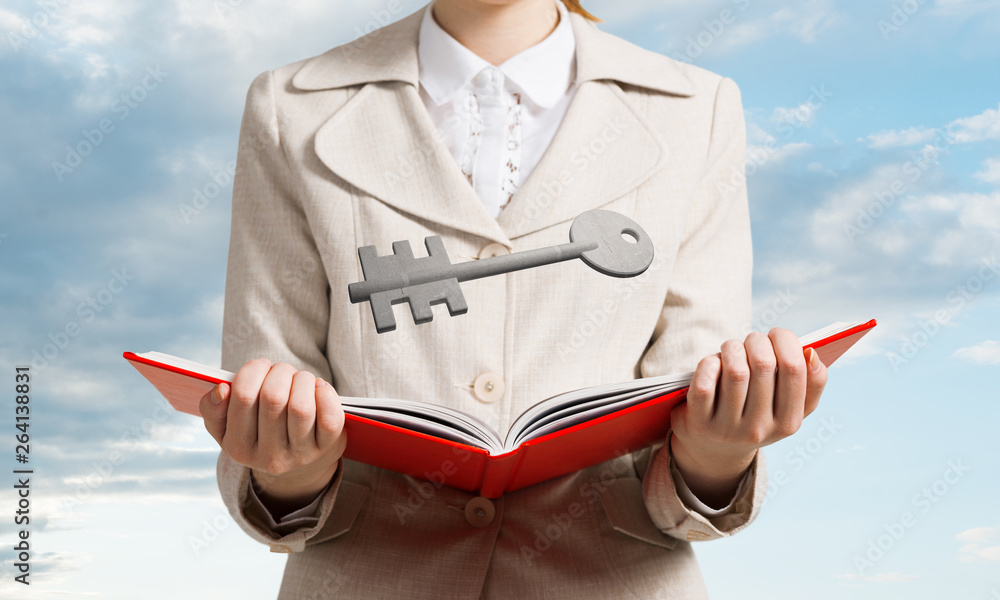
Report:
634,76,768,542
216,69,351,552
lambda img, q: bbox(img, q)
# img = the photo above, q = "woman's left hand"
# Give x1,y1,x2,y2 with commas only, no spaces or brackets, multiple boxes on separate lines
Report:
668,328,828,509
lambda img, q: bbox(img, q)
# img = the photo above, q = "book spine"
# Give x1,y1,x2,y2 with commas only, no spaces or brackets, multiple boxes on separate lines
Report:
478,451,520,499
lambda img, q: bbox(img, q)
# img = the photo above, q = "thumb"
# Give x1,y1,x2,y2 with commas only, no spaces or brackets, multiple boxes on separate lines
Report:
199,382,230,446
803,348,828,418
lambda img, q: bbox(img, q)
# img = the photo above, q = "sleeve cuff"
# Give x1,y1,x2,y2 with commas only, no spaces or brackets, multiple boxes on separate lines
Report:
672,459,750,518
246,470,334,535
642,431,767,542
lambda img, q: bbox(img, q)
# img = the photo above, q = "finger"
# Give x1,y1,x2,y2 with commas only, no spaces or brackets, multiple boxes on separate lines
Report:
199,382,230,446
668,402,690,441
286,370,317,453
743,331,777,426
717,339,750,427
315,378,346,454
803,347,828,417
257,362,297,456
226,358,271,454
686,354,721,426
771,328,808,435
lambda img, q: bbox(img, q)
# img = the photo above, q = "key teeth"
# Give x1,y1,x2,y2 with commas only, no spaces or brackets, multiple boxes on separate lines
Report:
369,290,403,333
402,279,468,327
357,246,380,280
441,279,468,316
424,236,448,257
391,240,414,258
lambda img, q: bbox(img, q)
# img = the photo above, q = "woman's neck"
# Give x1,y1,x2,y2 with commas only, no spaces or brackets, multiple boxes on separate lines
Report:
431,0,561,66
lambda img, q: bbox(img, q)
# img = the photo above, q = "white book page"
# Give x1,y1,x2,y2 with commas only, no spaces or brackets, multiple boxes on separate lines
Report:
133,320,864,455
511,383,681,448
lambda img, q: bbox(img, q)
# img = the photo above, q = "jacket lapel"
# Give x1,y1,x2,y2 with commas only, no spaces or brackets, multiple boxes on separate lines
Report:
294,4,697,244
496,81,664,239
499,13,696,239
298,7,509,246
312,81,511,246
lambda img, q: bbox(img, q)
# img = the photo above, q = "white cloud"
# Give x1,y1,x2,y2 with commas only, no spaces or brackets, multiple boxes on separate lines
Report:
863,127,938,149
772,103,820,128
954,192,1000,230
904,192,1000,230
0,7,26,33
810,164,910,249
947,102,1000,143
660,0,840,56
931,0,1000,16
747,122,777,145
956,525,1000,542
770,0,842,43
862,103,1000,150
957,525,1000,562
838,572,919,582
758,259,835,287
835,445,866,452
893,192,1000,266
952,340,1000,364
715,21,769,50
748,141,813,169
975,158,1000,183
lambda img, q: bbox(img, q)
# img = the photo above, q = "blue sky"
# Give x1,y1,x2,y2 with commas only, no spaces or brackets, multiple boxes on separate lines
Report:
1,0,998,598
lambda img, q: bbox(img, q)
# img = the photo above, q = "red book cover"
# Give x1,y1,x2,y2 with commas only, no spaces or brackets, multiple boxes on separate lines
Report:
124,319,876,498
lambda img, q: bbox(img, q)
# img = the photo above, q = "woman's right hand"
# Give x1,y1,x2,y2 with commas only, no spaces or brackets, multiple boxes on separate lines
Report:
198,358,347,516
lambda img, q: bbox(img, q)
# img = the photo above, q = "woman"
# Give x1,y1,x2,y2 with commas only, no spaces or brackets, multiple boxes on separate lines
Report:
199,1,828,597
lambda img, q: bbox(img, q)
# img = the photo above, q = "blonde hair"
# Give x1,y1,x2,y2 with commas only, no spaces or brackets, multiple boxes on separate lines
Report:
561,0,600,22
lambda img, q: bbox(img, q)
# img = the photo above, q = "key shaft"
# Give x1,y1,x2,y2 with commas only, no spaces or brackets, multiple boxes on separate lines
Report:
349,239,597,304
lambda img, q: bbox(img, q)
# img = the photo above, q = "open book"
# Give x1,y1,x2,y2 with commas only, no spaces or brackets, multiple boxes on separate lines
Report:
124,319,875,498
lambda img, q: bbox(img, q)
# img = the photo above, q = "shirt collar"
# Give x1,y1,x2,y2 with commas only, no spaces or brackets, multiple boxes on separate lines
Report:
418,0,576,109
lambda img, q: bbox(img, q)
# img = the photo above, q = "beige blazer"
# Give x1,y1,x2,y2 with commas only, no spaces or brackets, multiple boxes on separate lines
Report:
216,4,766,598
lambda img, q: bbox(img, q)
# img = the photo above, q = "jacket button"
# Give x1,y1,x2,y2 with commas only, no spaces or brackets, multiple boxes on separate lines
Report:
478,243,509,259
464,496,496,528
473,373,504,403
268,543,292,553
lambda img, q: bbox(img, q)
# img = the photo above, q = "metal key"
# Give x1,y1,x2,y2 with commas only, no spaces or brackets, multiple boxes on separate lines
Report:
349,209,654,333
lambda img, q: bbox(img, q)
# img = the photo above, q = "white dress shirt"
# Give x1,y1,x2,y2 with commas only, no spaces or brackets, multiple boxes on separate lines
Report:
417,0,577,218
